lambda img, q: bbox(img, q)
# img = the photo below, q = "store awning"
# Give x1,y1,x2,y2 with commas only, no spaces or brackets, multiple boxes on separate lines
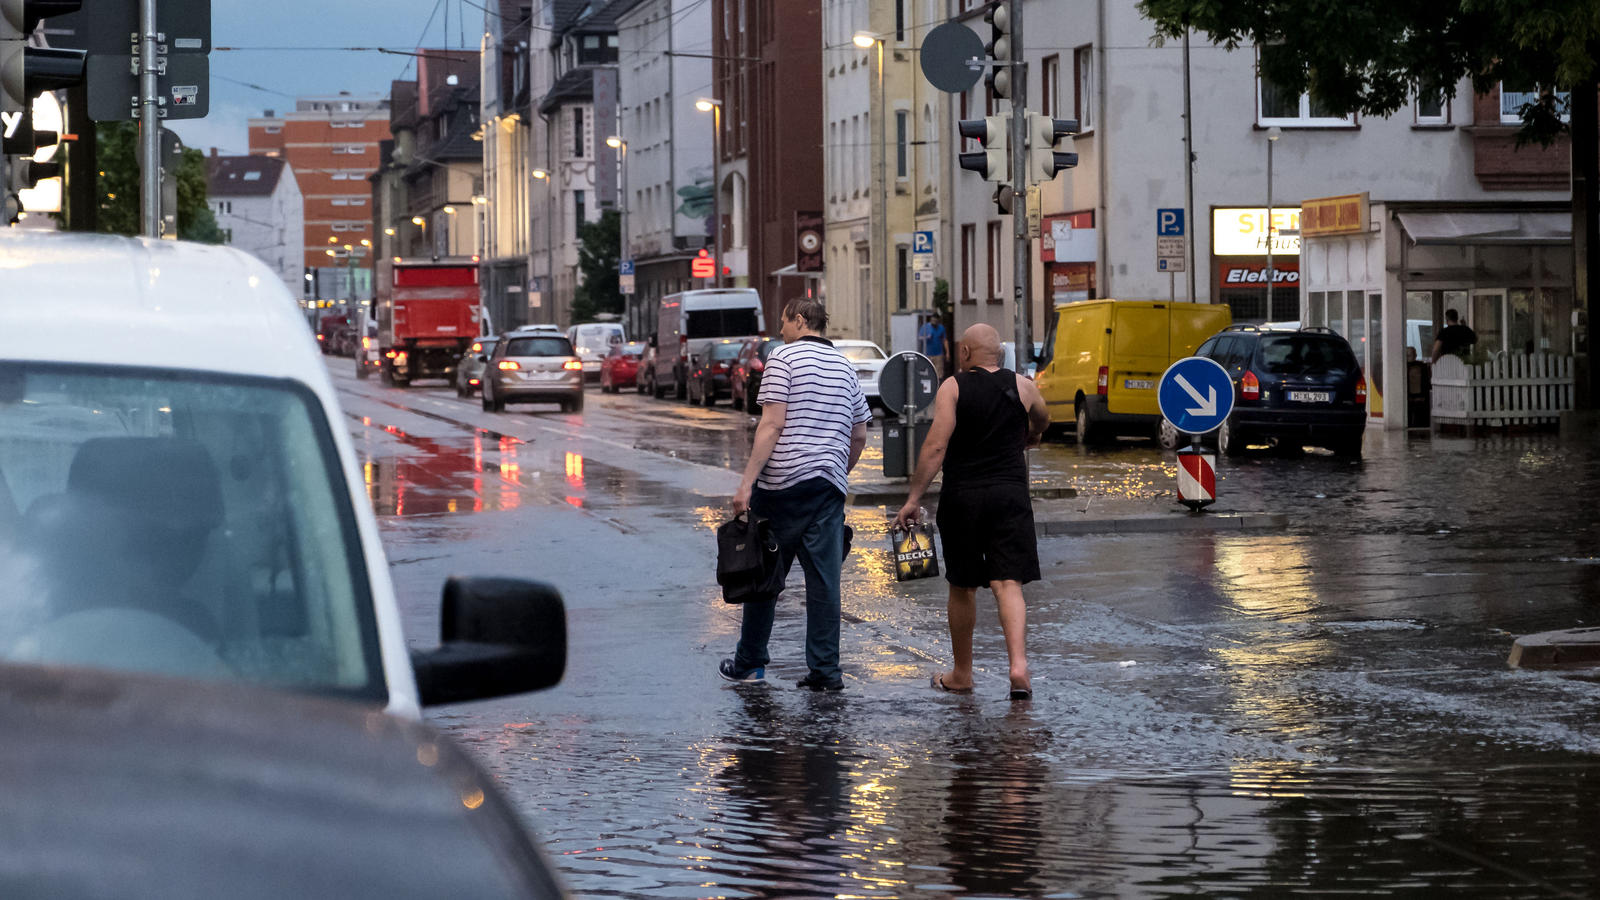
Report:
1396,211,1571,246
770,264,822,278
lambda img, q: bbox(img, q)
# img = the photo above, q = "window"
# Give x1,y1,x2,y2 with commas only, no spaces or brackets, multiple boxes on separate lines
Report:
331,198,349,207
572,107,586,157
331,146,347,155
331,172,348,181
894,0,905,42
1073,46,1093,130
263,125,281,134
1042,55,1060,118
1416,89,1449,125
1500,83,1570,124
896,246,908,309
895,110,908,179
242,171,261,181
986,222,1002,299
1257,48,1353,126
961,224,975,301
574,189,586,234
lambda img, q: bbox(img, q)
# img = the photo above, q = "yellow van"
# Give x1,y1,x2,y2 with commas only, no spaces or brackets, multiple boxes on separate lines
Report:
1034,300,1231,443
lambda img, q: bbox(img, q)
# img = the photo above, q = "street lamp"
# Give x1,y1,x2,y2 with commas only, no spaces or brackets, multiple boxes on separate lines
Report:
606,136,630,314
854,31,886,343
1265,125,1281,319
411,215,430,260
695,97,723,288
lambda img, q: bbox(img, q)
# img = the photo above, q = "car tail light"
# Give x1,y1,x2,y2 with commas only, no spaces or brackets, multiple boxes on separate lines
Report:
470,341,482,353
316,333,325,341
468,378,479,386
1241,370,1260,401
384,350,397,359
394,351,407,365
1096,366,1108,395
1356,375,1368,404
361,337,372,350
714,362,728,373
562,360,583,371
498,360,521,371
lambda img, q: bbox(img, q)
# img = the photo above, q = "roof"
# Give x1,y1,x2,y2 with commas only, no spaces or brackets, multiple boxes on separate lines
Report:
576,0,644,30
538,66,594,113
0,230,326,385
206,155,286,197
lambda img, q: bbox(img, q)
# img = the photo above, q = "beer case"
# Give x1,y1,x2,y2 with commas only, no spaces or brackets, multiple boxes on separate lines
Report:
890,522,940,582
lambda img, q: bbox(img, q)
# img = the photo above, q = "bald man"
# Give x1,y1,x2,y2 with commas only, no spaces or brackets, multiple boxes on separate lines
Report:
894,324,1050,700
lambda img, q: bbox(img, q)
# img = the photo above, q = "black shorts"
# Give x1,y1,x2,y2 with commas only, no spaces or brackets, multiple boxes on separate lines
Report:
934,482,1040,589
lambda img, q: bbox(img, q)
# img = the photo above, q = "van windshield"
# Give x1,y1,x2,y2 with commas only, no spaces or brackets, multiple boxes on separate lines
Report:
686,308,759,339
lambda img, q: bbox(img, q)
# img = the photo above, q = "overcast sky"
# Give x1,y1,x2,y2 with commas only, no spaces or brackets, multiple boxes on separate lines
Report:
171,0,480,155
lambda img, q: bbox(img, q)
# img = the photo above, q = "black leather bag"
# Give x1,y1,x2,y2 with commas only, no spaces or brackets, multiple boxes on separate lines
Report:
716,512,783,604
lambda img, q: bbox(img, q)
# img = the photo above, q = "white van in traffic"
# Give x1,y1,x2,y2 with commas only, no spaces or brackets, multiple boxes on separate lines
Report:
650,289,765,399
567,322,626,381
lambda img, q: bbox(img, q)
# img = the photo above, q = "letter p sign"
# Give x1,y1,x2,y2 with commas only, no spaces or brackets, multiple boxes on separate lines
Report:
1157,208,1184,237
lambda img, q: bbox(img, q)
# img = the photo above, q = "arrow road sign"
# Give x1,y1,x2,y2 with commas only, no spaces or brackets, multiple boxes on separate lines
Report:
1157,356,1234,436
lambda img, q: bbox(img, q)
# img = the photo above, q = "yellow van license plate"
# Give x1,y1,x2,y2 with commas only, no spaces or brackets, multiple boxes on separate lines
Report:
1123,379,1154,390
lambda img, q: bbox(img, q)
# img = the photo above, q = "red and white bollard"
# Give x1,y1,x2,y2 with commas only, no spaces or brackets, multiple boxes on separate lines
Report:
1176,443,1216,512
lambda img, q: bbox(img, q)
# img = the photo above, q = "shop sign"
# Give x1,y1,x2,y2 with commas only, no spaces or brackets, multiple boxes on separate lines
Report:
1044,210,1095,262
1300,192,1370,237
1219,262,1300,288
1050,262,1096,300
1212,208,1300,256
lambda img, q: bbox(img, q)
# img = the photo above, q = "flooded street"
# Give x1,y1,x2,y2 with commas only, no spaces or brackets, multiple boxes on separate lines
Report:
330,362,1600,898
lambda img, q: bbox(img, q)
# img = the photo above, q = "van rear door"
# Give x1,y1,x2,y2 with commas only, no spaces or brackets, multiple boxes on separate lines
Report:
1105,303,1169,417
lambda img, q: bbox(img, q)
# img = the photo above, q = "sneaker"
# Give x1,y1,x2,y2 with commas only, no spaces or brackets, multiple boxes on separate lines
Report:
796,673,844,692
718,659,765,683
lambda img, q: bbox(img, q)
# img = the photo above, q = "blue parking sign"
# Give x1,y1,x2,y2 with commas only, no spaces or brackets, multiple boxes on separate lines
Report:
1157,208,1184,236
618,259,635,276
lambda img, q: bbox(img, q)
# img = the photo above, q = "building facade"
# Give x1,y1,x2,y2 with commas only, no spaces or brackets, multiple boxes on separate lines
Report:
712,0,825,330
479,1,536,332
616,0,714,340
248,93,390,298
205,153,305,297
373,51,483,265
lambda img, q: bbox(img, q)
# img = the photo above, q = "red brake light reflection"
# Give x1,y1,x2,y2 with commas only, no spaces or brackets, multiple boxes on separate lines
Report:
562,360,583,371
498,360,521,371
1355,375,1368,404
1096,366,1108,395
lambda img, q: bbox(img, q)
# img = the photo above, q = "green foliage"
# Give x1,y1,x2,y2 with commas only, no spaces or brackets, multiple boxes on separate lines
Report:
1137,0,1599,145
572,209,622,323
932,277,951,319
95,121,224,241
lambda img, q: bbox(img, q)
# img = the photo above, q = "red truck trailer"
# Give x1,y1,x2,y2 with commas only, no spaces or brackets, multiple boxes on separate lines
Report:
375,258,481,387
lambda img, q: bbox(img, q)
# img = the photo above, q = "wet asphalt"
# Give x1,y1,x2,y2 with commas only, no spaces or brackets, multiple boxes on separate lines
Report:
328,359,1600,899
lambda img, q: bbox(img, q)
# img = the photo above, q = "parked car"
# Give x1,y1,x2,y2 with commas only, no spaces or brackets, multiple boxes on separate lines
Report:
1034,299,1232,444
834,339,889,407
652,288,765,399
600,340,646,393
1,662,568,898
730,337,782,413
482,333,585,413
687,339,745,406
1186,324,1367,457
455,335,500,397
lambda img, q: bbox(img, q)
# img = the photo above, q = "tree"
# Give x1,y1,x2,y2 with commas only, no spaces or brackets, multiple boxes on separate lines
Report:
1138,0,1600,404
571,209,621,323
95,121,224,242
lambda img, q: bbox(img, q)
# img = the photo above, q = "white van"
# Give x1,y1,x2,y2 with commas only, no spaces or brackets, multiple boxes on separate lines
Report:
567,322,626,381
650,289,765,399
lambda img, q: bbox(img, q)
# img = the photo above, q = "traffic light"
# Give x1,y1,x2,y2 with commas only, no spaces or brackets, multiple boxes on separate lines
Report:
957,115,1009,184
983,1,1012,99
2,0,85,155
1026,113,1079,183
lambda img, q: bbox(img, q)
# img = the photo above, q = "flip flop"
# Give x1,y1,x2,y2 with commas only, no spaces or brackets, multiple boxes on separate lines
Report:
1008,686,1033,701
931,673,973,694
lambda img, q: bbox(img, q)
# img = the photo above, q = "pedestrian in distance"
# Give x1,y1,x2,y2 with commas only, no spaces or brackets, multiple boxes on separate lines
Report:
1430,308,1478,363
720,298,871,692
893,324,1050,700
919,316,950,378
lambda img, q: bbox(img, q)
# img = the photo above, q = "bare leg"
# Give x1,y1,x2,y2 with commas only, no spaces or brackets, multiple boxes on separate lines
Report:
990,579,1030,692
940,585,978,690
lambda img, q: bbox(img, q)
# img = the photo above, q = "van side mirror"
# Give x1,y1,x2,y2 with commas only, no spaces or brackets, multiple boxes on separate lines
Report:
410,576,567,706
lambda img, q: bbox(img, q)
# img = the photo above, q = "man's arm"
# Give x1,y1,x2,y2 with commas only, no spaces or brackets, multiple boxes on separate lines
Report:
733,401,786,514
1017,374,1051,447
892,378,960,528
846,420,868,473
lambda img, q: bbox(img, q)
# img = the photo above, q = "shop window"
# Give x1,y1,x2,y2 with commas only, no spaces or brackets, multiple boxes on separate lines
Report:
1307,291,1326,328
1257,47,1354,127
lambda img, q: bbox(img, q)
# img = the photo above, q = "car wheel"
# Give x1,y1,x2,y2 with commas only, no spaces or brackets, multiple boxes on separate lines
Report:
356,360,370,380
1156,418,1183,450
1218,416,1245,457
481,386,494,412
1075,403,1101,446
571,392,585,413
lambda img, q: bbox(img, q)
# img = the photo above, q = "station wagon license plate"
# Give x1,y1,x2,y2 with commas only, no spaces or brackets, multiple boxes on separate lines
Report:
1288,390,1332,403
1123,379,1154,390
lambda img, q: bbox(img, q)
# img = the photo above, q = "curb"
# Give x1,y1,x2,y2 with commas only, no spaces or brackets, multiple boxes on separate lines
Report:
1508,626,1600,669
1038,512,1289,536
850,486,1077,507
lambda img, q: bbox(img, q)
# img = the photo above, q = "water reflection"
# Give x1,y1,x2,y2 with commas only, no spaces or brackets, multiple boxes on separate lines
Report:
939,706,1050,896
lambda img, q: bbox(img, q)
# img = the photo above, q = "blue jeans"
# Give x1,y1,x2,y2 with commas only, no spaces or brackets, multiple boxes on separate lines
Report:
733,477,846,681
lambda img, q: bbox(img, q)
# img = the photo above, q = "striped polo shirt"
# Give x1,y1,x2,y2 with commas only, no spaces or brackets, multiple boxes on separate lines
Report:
755,335,872,495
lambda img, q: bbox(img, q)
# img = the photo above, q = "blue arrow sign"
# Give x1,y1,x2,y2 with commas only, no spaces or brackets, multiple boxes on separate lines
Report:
1158,356,1234,435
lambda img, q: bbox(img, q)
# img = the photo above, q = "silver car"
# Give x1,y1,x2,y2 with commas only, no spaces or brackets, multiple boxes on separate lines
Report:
456,336,500,397
482,333,585,413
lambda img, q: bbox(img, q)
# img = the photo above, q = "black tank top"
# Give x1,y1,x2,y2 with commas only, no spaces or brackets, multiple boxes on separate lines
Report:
942,367,1028,489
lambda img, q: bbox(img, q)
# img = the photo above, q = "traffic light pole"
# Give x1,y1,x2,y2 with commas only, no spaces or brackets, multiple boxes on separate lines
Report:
139,0,161,238
1007,0,1031,370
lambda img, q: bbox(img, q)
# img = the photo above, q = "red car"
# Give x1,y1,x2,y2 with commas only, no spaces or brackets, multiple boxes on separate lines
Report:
600,341,647,393
729,337,782,414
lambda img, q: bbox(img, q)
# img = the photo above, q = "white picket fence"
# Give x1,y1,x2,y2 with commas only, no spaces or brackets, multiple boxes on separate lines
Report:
1431,352,1574,428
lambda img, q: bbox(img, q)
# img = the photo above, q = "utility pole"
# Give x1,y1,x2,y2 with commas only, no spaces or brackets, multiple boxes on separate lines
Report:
1182,27,1196,303
139,0,161,237
1008,0,1030,367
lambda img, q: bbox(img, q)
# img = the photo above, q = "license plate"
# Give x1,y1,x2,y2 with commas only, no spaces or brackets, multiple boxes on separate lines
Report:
1123,379,1153,390
1288,390,1332,403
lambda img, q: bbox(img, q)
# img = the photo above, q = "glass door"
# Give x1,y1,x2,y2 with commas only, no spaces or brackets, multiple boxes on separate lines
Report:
1471,289,1506,356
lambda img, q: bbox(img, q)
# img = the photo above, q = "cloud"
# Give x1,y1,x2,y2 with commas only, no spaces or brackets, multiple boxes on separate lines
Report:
168,102,257,157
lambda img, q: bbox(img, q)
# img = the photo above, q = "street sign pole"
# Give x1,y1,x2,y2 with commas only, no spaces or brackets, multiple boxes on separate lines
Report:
139,0,160,238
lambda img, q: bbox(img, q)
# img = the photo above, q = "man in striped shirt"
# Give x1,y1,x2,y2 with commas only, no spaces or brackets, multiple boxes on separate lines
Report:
720,298,871,692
